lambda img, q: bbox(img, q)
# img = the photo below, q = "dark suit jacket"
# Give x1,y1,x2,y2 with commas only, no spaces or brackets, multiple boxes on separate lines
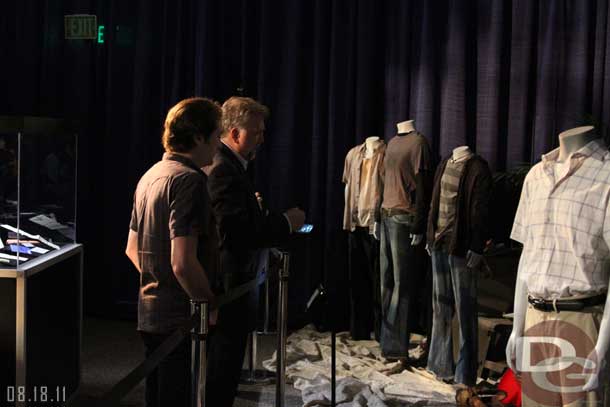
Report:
207,143,291,293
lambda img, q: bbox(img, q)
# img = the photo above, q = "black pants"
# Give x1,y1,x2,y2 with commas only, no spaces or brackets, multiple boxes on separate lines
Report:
206,289,258,407
140,332,190,407
348,227,381,340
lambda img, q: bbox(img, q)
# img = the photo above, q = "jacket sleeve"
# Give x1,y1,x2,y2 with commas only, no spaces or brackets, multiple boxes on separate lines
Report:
469,160,493,254
208,163,290,251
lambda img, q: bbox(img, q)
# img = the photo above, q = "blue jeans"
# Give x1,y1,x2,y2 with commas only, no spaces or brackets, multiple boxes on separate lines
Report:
426,249,478,385
379,213,420,358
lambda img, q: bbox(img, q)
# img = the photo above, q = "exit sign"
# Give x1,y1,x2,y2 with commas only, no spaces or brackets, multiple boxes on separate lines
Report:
64,14,97,39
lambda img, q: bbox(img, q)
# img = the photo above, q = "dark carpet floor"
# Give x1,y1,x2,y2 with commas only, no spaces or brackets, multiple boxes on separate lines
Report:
74,317,302,407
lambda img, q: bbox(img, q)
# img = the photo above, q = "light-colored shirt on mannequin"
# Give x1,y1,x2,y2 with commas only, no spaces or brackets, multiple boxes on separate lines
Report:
343,137,385,235
507,126,610,392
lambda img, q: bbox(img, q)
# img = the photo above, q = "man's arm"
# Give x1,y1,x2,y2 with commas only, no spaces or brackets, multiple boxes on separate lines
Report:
171,235,216,308
125,229,141,273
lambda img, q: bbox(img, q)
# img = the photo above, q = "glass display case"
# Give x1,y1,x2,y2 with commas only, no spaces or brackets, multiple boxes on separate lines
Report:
0,117,77,269
0,117,82,404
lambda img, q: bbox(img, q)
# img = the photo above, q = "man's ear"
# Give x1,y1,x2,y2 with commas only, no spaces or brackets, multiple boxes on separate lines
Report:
230,128,241,143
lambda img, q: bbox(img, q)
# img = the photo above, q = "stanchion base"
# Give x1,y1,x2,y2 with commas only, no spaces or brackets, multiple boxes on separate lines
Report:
240,369,275,385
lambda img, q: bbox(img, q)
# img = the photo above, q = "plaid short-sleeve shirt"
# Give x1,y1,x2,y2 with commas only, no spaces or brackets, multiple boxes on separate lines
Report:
511,139,610,299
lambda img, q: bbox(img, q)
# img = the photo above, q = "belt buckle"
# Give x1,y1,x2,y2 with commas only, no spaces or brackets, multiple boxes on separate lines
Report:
529,296,546,309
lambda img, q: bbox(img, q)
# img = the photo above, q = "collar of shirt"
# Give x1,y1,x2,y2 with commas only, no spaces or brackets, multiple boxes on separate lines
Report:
221,139,248,170
540,139,609,185
358,140,383,157
162,152,204,175
450,151,473,164
541,139,609,165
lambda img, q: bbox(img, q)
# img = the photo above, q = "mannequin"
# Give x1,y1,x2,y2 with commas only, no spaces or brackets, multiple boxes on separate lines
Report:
396,121,422,246
378,119,433,359
438,146,484,269
506,126,609,405
425,145,492,386
342,136,386,340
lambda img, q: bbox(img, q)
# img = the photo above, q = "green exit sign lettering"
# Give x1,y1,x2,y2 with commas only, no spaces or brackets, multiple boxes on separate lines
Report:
64,14,97,39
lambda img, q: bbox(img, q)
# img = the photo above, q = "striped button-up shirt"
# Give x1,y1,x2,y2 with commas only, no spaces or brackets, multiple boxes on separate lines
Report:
511,139,610,299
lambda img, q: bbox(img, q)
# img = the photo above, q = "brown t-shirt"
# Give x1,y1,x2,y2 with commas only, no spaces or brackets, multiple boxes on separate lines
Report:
382,132,432,212
130,153,209,333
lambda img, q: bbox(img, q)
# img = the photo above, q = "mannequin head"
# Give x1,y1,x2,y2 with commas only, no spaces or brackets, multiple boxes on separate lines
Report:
396,120,415,134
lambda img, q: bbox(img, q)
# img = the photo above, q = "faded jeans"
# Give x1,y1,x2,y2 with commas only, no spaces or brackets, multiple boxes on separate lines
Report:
426,249,478,385
379,213,421,358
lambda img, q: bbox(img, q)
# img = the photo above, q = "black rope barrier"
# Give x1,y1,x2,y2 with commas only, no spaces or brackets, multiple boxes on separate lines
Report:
69,270,269,407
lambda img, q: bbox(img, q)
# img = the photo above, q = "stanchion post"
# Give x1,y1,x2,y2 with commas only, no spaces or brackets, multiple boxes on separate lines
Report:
190,300,209,407
191,301,201,407
263,277,271,333
276,251,290,407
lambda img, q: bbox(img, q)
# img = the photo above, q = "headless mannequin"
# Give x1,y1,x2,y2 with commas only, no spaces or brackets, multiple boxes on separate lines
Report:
395,120,423,246
506,126,610,391
453,146,484,269
424,145,484,268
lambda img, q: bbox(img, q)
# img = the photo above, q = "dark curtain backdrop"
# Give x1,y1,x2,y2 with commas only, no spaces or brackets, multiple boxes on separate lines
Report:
2,0,610,323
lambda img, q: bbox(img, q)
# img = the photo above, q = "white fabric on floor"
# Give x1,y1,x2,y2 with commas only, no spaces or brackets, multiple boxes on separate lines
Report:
263,325,456,406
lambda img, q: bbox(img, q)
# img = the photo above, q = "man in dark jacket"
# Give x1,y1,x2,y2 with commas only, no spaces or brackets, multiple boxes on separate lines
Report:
206,96,305,406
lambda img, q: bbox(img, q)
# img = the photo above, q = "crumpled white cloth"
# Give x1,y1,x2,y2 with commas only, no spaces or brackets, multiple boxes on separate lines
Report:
263,325,456,406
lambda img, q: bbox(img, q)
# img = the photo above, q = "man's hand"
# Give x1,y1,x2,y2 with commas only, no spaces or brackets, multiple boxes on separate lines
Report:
284,207,305,232
255,192,264,211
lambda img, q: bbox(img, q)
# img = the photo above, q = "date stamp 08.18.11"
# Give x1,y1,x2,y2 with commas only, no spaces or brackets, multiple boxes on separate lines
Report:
2,386,67,407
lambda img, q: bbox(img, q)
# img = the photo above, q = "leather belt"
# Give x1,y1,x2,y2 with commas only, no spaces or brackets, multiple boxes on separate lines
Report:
381,208,414,218
528,293,607,313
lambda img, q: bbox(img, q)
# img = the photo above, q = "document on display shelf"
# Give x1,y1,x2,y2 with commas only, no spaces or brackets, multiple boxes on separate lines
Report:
9,245,32,255
0,224,61,250
0,237,3,249
0,252,29,262
30,247,50,255
29,214,66,230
